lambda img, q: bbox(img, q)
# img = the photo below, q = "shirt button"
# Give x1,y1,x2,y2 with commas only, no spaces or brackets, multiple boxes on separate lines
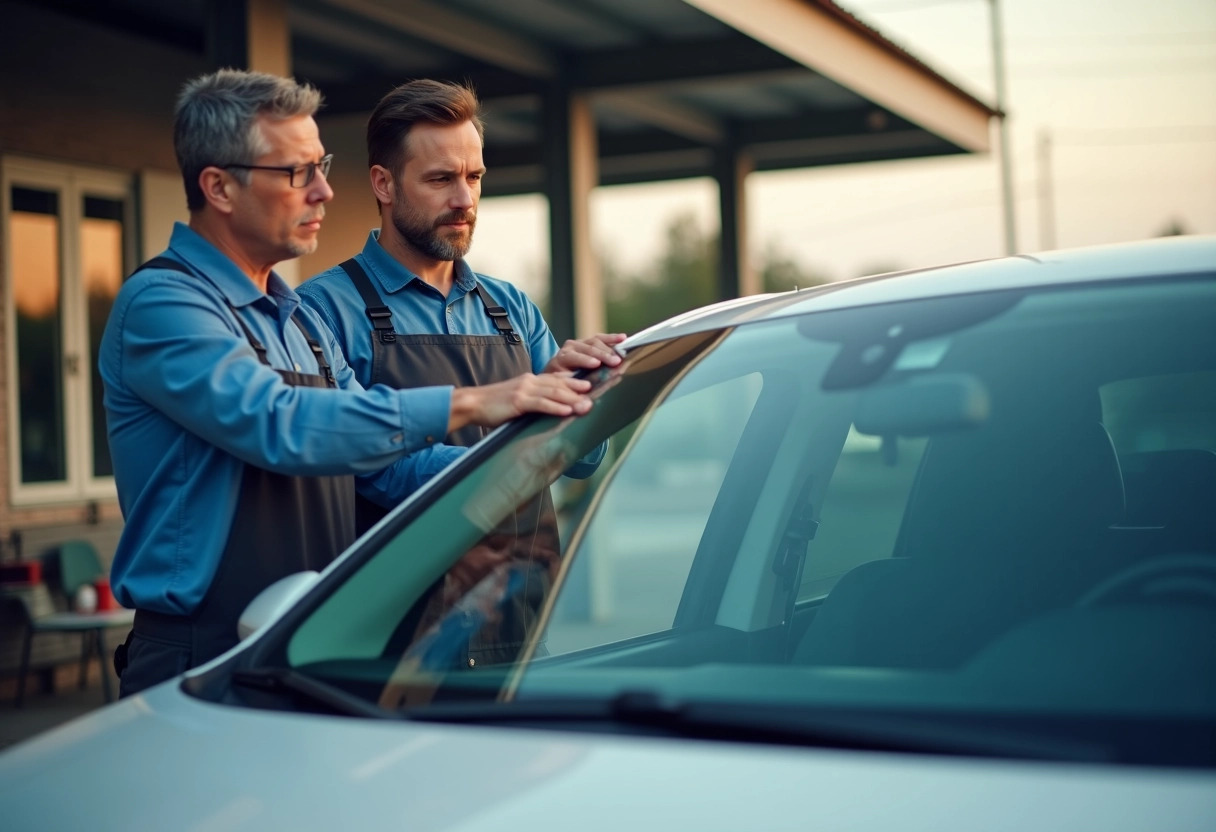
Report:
467,658,476,668
391,433,403,444
294,363,301,371
425,435,435,444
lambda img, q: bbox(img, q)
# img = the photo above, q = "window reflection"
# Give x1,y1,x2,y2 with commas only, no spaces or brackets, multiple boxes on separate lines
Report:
11,186,66,484
83,196,124,478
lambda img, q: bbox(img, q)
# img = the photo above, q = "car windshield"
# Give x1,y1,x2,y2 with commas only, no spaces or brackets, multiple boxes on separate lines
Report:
268,275,1216,765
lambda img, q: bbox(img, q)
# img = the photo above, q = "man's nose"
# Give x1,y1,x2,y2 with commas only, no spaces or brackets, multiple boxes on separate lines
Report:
309,168,334,203
450,179,476,210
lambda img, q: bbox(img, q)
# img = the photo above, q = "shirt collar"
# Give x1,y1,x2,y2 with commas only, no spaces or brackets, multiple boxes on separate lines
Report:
166,222,298,312
365,228,478,297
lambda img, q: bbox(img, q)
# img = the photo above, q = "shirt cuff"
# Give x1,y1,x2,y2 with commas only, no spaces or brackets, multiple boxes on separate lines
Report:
395,385,453,450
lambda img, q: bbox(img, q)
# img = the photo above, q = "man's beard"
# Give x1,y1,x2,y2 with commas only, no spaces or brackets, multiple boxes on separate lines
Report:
392,201,476,261
285,238,318,258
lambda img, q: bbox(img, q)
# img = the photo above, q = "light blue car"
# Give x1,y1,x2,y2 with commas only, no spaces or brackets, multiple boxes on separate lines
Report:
3,236,1215,831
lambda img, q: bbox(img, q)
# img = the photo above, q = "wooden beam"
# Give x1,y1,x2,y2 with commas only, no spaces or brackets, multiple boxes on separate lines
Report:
682,0,992,151
572,36,801,90
324,0,556,78
595,91,724,144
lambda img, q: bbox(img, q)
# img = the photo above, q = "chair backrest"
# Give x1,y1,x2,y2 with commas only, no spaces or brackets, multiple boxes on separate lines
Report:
44,540,105,598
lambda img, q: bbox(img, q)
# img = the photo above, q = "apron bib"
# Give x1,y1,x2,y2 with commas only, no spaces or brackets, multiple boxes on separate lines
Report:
340,259,559,668
118,258,356,695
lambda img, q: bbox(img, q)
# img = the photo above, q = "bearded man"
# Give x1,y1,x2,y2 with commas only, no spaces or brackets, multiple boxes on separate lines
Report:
299,79,622,534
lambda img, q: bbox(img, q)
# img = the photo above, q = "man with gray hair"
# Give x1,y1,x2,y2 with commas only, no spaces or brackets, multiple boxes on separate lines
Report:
100,68,593,696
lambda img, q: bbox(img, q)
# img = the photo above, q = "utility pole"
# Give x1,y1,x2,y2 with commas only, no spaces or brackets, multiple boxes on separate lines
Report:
988,0,1017,255
1036,129,1056,251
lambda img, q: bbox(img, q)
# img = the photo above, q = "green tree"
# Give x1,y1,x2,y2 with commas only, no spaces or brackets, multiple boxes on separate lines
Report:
605,212,830,333
1156,218,1189,237
604,213,719,334
760,241,830,293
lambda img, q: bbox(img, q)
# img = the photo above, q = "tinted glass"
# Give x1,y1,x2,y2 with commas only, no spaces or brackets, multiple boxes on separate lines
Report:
281,276,1216,765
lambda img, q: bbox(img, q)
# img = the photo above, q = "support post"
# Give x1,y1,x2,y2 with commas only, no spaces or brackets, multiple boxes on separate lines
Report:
1036,129,1056,251
543,79,602,340
206,0,290,75
989,0,1017,255
714,132,756,299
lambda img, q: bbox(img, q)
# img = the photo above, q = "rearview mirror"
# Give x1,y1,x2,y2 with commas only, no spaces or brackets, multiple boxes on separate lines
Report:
237,571,320,641
854,372,989,437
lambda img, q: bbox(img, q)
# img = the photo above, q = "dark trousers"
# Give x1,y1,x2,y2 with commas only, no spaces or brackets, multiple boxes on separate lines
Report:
114,610,200,698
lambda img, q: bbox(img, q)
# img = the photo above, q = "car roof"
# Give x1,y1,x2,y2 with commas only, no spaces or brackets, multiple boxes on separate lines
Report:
623,234,1216,348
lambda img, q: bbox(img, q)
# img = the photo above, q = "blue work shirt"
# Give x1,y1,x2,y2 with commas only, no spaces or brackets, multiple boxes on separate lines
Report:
101,223,464,615
298,230,604,478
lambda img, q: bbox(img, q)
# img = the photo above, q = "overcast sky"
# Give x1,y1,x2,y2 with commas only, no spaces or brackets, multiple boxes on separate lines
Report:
470,0,1216,298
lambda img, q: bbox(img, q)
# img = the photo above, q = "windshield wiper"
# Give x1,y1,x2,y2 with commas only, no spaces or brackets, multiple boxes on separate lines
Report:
406,691,1113,762
229,667,391,720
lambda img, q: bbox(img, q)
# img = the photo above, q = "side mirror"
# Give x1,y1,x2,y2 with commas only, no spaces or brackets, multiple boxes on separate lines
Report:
237,571,320,641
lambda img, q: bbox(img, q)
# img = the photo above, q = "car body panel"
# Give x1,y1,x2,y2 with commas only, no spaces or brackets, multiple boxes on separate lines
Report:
2,683,1214,832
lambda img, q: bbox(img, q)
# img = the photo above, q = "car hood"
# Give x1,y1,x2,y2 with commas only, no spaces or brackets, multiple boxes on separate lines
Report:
1,682,1214,832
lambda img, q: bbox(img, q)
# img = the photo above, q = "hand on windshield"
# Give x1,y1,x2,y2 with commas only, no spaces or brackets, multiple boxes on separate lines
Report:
448,373,592,432
543,333,626,374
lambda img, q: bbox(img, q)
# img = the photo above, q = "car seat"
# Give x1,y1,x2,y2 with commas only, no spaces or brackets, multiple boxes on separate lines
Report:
795,416,1126,669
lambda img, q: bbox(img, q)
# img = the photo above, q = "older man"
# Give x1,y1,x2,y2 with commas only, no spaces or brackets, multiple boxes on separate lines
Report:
100,69,592,696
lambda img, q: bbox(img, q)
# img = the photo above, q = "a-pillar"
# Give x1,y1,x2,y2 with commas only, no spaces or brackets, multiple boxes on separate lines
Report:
543,79,603,343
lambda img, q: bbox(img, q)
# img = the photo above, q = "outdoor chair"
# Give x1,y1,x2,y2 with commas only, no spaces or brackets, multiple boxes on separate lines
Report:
12,541,134,706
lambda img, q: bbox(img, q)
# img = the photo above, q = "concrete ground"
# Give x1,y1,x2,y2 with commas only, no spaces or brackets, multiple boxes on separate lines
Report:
0,662,114,751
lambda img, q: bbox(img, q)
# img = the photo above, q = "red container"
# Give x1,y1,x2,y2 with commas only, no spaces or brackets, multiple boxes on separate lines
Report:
0,560,42,586
94,577,116,611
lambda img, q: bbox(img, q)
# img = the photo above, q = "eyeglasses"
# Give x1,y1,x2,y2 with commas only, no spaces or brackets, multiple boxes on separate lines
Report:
219,153,333,188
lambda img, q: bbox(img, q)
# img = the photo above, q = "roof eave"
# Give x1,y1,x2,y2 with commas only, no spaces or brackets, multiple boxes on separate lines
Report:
682,0,996,152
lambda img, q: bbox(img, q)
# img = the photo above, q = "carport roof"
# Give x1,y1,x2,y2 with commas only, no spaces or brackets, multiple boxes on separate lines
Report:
35,0,996,195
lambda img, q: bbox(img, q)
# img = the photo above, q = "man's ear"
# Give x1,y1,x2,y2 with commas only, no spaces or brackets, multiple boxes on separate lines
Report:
198,166,237,215
369,165,395,207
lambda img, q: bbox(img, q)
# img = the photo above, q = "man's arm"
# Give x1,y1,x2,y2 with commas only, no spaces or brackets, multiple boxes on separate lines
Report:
117,277,590,477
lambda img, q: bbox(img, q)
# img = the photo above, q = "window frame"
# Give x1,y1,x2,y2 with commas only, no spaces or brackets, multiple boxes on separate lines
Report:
2,156,133,505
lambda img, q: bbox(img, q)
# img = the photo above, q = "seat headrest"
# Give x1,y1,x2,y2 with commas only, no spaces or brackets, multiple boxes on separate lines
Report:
895,419,1125,560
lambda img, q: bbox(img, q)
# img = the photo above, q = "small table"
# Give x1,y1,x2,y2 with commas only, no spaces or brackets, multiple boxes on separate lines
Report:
17,608,136,706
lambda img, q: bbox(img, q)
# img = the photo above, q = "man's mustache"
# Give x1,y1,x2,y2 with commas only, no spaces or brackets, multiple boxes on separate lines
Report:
434,210,476,228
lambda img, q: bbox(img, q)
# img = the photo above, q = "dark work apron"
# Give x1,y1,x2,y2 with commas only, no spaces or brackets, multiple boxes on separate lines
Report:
340,258,558,669
117,258,356,696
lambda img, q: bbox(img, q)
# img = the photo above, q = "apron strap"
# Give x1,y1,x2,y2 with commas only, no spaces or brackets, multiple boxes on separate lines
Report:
339,258,397,344
340,257,522,347
133,256,327,378
473,283,523,346
289,316,337,387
